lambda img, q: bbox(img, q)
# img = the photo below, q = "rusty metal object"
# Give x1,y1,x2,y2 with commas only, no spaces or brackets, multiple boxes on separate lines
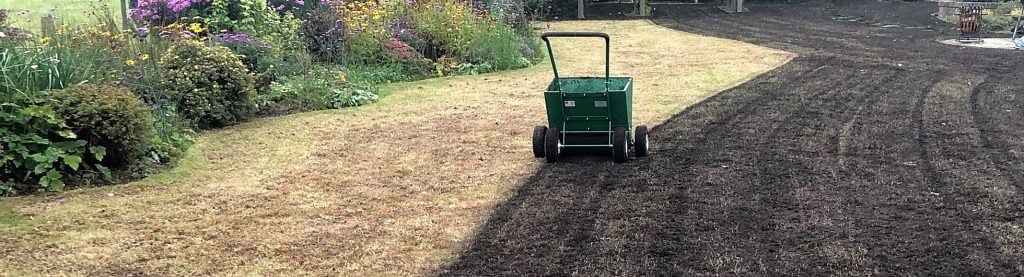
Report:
958,6,983,42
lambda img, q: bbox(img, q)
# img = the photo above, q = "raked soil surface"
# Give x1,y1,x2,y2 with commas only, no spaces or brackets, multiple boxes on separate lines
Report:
446,1,1024,275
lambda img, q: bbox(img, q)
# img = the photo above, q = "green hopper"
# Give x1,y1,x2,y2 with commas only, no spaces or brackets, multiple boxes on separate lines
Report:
532,32,650,163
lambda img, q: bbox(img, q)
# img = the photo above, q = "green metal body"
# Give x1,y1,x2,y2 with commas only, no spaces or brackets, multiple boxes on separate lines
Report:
541,32,634,149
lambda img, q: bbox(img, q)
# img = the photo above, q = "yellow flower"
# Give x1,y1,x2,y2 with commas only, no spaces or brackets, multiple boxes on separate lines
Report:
39,37,51,44
188,23,205,34
125,59,136,67
140,54,150,61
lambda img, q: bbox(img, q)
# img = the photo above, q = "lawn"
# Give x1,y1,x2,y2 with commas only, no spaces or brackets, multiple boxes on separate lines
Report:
0,20,792,275
0,0,123,31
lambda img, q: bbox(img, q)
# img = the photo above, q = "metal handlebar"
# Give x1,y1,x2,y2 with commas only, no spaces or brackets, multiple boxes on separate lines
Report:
540,32,611,84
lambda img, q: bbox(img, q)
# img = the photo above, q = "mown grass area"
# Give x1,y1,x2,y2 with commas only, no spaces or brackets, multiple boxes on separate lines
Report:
0,0,122,31
0,20,793,275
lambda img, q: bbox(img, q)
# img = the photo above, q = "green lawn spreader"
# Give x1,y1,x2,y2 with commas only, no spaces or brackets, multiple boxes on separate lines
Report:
532,32,650,163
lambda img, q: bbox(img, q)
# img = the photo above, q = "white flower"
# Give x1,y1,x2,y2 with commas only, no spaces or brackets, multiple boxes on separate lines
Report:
30,64,38,70
0,32,5,38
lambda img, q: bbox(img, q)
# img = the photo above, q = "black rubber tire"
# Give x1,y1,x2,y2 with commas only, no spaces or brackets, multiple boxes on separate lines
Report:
532,126,547,158
545,127,561,163
634,125,650,158
612,127,628,164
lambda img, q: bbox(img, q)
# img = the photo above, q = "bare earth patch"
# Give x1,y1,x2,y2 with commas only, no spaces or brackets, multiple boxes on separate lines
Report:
0,20,791,275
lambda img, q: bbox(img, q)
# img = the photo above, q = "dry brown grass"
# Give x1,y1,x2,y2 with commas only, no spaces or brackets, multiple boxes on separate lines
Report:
0,20,792,276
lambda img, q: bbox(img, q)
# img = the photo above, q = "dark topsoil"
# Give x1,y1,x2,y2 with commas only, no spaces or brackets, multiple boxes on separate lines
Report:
446,1,1024,275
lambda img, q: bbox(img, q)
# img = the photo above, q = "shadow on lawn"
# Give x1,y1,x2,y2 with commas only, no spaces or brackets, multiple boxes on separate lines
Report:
443,2,1024,276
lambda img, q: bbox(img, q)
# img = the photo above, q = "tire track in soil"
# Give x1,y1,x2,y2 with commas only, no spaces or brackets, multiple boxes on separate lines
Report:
747,66,898,274
649,63,852,275
970,80,1024,195
921,74,1024,271
447,1,1024,275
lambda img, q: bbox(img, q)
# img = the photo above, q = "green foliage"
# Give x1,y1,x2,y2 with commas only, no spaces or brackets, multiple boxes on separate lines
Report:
159,40,257,129
149,105,195,164
984,2,1023,32
465,24,536,70
409,0,481,57
211,33,281,93
0,32,102,95
204,0,305,54
258,67,379,114
1,100,109,194
456,62,494,75
50,85,156,167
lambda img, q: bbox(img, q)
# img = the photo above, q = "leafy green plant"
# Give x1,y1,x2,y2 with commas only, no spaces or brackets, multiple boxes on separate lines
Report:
204,0,306,54
456,62,494,75
160,40,257,129
329,87,379,108
51,85,155,167
258,67,379,114
465,24,535,70
211,33,281,92
149,105,195,164
1,101,109,193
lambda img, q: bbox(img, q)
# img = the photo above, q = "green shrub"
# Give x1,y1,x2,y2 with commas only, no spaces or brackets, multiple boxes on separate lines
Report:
410,0,482,57
1,100,110,194
160,41,257,129
257,67,379,115
51,85,155,167
465,24,534,70
212,33,281,92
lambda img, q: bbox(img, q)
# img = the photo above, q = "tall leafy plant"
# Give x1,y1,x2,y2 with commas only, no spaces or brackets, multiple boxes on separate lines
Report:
1,101,109,194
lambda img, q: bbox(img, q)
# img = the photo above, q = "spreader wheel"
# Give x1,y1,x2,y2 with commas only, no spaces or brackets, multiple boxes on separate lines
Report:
532,126,547,158
545,127,561,163
612,127,629,164
634,125,650,158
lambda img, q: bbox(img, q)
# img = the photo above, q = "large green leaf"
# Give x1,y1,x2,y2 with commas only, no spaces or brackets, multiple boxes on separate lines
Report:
63,155,82,170
95,164,113,182
89,146,107,162
57,130,77,139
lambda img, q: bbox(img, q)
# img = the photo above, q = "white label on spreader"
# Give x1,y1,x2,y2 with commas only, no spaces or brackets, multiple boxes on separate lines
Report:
594,101,607,108
565,101,576,107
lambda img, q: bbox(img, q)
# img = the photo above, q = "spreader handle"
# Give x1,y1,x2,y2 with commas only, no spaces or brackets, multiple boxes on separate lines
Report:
540,32,611,87
540,32,610,41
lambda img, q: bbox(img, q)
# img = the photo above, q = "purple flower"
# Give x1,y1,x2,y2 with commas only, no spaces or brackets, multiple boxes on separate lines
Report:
130,0,209,23
136,27,150,38
212,33,271,49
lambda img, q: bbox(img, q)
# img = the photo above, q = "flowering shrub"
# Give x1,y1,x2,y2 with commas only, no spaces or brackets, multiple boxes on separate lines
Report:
409,0,485,58
131,0,209,25
388,16,427,50
384,38,423,62
300,4,348,63
160,41,256,129
270,0,322,15
212,33,279,91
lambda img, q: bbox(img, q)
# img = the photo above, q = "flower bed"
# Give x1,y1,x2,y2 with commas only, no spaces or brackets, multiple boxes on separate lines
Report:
0,0,543,195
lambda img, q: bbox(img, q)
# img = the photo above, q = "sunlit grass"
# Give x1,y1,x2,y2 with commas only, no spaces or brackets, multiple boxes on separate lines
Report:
0,0,122,32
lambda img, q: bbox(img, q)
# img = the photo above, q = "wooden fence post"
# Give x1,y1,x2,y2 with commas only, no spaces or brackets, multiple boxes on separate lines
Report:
121,0,130,29
40,14,55,37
